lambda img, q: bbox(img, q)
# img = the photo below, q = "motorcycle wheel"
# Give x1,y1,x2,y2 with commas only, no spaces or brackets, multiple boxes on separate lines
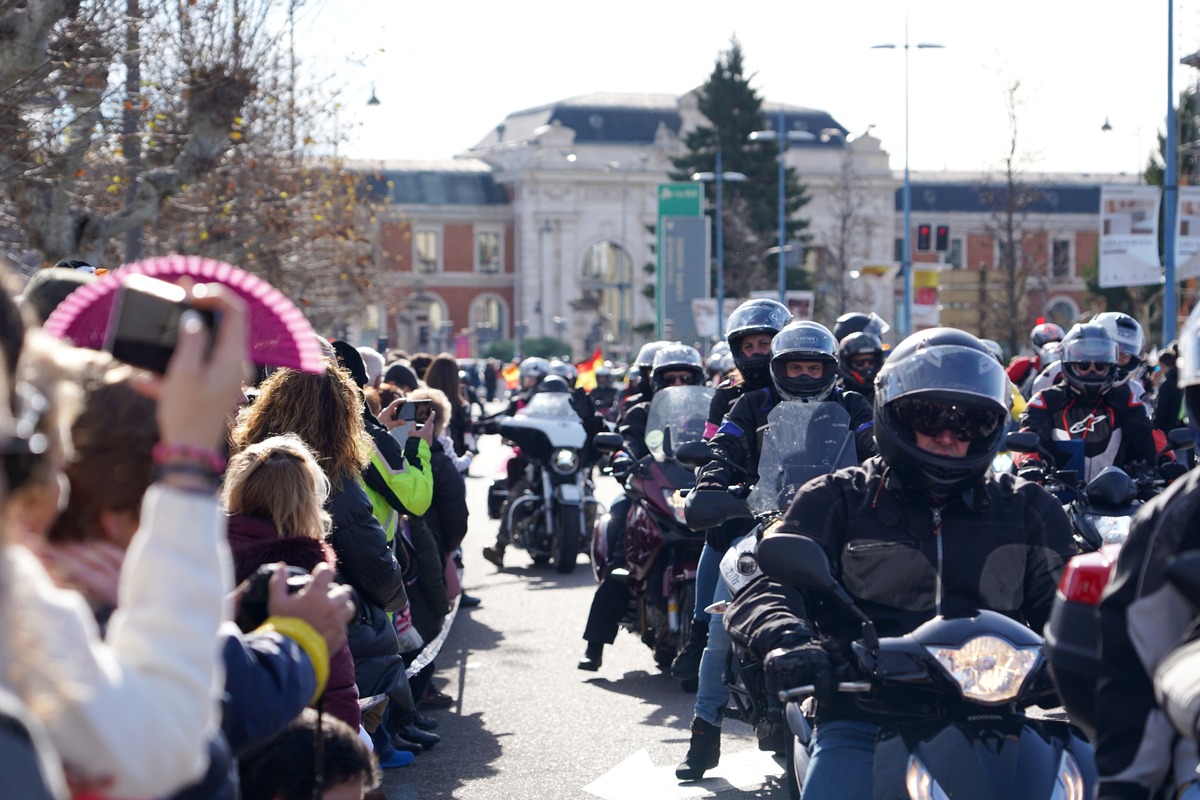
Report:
784,734,802,800
553,504,581,574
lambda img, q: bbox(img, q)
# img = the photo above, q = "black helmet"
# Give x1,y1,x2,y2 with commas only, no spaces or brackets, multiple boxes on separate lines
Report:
770,322,839,401
1060,323,1118,402
838,331,884,395
1030,322,1066,360
1180,303,1200,436
1092,312,1145,386
874,328,1011,494
539,374,571,393
725,299,792,389
651,343,705,390
832,311,890,343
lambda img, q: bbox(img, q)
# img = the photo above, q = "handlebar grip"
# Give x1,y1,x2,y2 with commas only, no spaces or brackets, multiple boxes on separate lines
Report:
777,681,872,703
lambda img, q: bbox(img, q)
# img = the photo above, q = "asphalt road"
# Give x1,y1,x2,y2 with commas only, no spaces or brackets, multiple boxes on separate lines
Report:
377,431,781,800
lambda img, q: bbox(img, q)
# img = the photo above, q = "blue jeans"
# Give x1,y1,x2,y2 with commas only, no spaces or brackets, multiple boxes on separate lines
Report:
800,720,879,800
694,579,731,726
694,543,720,625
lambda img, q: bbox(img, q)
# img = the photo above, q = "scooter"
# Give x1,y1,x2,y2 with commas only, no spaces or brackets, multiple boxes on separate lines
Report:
591,384,713,685
496,391,598,573
759,533,1098,800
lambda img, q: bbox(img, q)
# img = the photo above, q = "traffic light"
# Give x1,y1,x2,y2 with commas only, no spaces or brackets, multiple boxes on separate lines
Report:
935,225,950,252
916,224,932,251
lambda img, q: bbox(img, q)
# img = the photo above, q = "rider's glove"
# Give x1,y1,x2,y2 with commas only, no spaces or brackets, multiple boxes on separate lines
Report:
765,642,838,702
610,455,634,480
1017,464,1046,484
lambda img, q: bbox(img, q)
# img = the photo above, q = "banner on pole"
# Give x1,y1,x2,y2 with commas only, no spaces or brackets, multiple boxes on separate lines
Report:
1099,185,1162,287
912,266,941,328
1176,186,1200,282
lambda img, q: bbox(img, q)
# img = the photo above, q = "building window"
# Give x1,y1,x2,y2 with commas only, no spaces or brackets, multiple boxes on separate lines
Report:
946,238,964,269
414,230,439,274
1052,238,1072,279
477,231,501,273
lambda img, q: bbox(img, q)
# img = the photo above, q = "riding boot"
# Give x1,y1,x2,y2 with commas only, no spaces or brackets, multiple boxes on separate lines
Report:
577,641,603,672
670,622,709,681
675,716,721,781
482,544,505,568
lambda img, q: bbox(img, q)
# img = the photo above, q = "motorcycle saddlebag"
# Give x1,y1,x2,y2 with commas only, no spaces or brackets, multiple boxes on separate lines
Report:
487,481,508,519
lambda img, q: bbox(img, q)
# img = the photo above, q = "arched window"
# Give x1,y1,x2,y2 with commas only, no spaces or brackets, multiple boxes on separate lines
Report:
1044,296,1081,329
582,241,631,333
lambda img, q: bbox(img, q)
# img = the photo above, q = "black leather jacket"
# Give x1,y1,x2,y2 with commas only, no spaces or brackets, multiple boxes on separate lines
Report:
727,457,1075,721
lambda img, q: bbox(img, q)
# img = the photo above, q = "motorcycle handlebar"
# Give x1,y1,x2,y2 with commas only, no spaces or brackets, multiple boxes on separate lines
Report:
777,681,872,703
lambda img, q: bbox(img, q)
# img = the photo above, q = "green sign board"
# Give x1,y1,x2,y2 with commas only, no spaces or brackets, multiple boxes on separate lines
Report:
656,184,705,336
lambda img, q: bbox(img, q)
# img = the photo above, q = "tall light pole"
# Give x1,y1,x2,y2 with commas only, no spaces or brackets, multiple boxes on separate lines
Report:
537,220,552,337
692,144,747,337
873,28,943,338
1164,0,1178,344
749,107,816,304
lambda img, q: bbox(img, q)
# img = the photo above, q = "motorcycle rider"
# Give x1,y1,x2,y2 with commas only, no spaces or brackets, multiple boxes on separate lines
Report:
720,327,1075,799
588,363,620,418
613,341,669,418
1008,321,1065,397
836,331,885,403
578,344,707,671
706,341,732,385
676,320,875,781
1016,322,1158,484
669,299,793,684
1094,302,1200,800
831,311,890,345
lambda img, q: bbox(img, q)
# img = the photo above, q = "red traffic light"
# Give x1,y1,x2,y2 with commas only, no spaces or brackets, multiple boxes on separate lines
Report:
916,224,932,251
935,225,949,252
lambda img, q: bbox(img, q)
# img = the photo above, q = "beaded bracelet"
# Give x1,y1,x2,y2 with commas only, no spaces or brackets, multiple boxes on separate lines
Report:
151,442,227,473
152,461,222,491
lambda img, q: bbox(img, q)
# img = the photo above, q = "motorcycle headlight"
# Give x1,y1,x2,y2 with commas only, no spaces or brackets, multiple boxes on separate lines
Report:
663,489,687,525
905,755,951,800
1084,514,1132,545
551,448,580,475
927,635,1040,704
1050,751,1085,800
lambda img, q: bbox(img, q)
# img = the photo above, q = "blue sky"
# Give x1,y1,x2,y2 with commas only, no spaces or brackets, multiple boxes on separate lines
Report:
297,0,1199,178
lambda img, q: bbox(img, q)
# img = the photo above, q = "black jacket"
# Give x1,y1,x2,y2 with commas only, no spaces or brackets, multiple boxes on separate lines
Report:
727,457,1075,721
1153,367,1185,433
1095,467,1200,800
425,438,469,555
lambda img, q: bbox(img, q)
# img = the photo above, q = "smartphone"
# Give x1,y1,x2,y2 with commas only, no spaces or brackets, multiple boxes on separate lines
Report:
104,274,218,374
397,399,433,423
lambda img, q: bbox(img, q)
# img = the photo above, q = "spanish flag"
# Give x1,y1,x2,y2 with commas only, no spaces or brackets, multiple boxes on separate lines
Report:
574,348,604,391
501,362,520,391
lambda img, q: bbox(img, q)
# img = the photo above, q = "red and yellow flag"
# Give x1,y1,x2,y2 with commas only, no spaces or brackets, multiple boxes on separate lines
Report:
574,348,604,391
501,362,520,390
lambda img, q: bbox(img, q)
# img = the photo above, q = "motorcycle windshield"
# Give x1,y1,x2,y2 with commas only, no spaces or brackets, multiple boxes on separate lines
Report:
506,392,587,450
748,401,857,516
644,385,715,462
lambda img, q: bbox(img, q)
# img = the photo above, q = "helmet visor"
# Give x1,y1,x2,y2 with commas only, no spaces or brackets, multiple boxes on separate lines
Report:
1063,337,1118,366
876,345,1010,411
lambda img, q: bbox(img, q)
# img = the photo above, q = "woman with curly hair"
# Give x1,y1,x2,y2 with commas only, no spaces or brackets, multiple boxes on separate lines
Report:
423,353,472,459
231,362,424,766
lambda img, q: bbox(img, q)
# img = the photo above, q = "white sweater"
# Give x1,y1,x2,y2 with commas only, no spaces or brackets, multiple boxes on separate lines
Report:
3,485,229,798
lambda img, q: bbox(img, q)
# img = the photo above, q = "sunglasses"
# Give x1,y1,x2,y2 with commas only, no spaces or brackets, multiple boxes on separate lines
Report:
660,373,696,386
894,397,1001,443
1070,361,1112,374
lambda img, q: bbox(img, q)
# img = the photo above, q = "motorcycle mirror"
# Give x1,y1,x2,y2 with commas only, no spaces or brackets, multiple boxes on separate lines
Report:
1005,431,1041,454
1167,428,1196,453
675,441,717,469
1165,551,1200,607
758,533,879,651
594,431,624,454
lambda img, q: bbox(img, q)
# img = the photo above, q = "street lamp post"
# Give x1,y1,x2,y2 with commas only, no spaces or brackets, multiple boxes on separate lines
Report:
537,220,552,337
750,107,816,304
873,29,943,339
692,144,747,337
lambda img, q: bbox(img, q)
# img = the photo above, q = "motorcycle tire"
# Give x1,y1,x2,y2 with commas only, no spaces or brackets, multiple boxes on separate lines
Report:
553,504,581,574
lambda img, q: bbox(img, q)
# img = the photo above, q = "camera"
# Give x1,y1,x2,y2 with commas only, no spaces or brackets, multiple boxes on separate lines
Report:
234,564,311,633
104,274,219,374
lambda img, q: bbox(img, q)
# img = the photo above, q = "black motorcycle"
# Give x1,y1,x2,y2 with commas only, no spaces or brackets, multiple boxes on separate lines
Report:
496,391,598,573
758,532,1098,800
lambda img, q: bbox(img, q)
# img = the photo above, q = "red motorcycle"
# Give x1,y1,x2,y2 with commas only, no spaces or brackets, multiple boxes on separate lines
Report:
592,385,713,687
